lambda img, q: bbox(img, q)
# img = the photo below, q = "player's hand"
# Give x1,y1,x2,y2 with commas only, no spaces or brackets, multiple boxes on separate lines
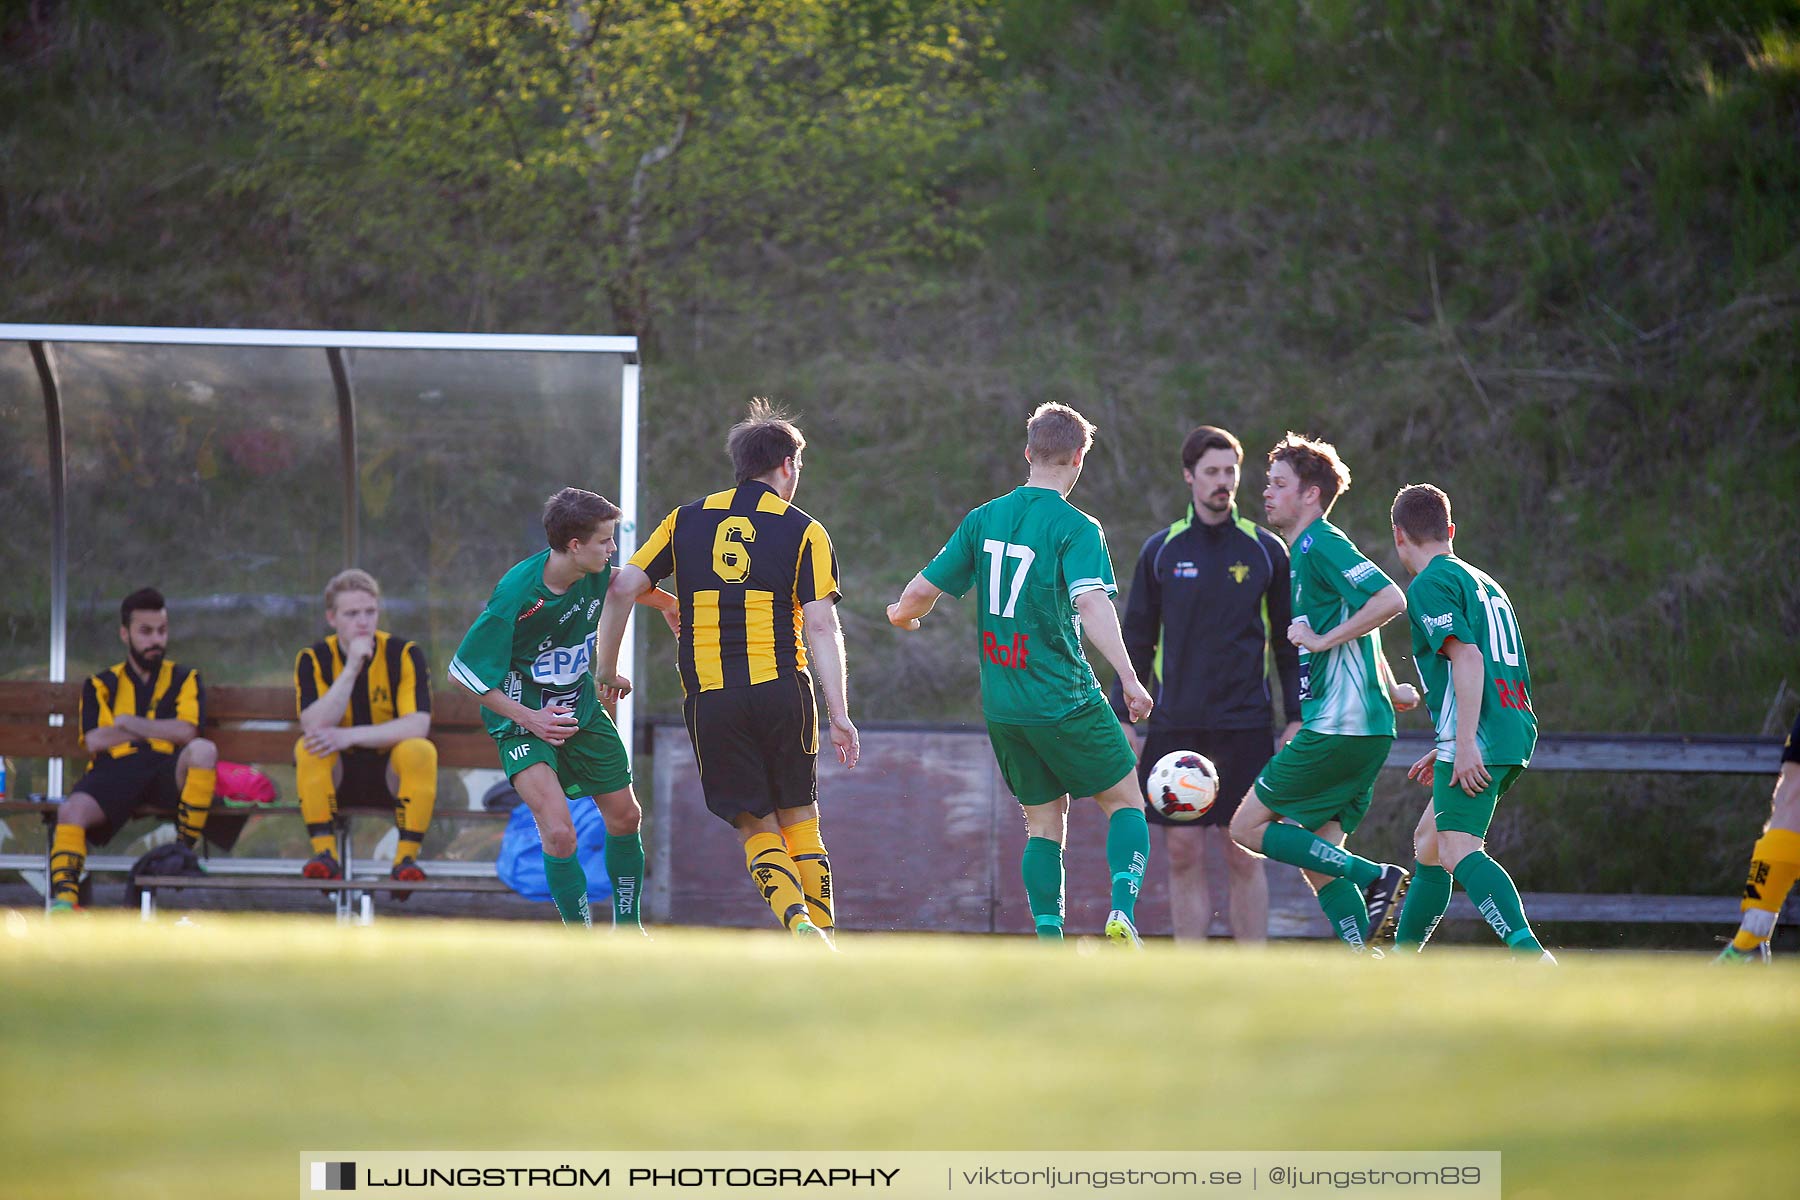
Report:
1287,619,1324,653
597,674,632,703
660,607,681,639
1122,677,1154,725
1407,748,1437,786
1390,682,1421,711
303,725,355,757
829,714,860,769
1278,720,1302,749
345,635,376,667
886,602,920,631
524,703,579,746
1451,744,1490,796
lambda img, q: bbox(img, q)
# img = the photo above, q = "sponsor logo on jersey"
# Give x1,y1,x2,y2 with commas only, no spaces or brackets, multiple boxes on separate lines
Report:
1173,560,1198,579
982,631,1030,669
1422,612,1454,633
1297,534,1313,554
1343,561,1378,585
558,604,580,625
1229,561,1250,584
516,598,545,623
531,633,597,686
587,598,603,621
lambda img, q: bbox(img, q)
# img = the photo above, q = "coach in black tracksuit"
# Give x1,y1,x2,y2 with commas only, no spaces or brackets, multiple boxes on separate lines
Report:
1111,426,1302,943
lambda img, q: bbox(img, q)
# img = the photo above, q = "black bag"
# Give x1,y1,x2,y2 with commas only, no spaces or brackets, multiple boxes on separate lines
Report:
125,841,205,907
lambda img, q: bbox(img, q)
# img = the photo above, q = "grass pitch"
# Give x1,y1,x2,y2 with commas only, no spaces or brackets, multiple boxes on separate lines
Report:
1,913,1795,1200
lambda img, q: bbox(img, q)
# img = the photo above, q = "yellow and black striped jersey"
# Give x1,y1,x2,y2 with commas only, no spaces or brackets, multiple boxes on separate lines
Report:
79,660,204,762
294,631,431,726
631,479,841,695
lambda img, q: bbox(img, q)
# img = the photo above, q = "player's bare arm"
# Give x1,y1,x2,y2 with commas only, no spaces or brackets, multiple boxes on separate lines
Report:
299,635,373,735
1287,582,1406,653
1443,636,1492,795
1074,590,1154,724
1376,652,1421,711
887,573,944,630
103,713,199,747
803,596,860,769
472,688,577,746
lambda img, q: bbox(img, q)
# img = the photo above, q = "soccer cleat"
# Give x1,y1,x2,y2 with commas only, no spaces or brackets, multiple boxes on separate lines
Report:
301,850,342,881
1104,909,1144,950
388,857,426,902
47,899,83,916
1714,941,1771,964
793,919,838,950
1363,864,1411,943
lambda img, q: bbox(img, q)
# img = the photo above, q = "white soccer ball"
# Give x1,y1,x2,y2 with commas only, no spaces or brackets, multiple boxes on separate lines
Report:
1146,749,1218,822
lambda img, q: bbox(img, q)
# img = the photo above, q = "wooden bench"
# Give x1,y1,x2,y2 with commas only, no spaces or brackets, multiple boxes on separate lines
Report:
0,679,519,918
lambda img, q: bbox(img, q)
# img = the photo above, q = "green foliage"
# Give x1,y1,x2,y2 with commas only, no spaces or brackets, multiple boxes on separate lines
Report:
195,0,1010,340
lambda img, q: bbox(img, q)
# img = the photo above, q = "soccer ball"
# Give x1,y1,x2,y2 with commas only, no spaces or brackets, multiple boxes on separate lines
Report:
1146,750,1218,822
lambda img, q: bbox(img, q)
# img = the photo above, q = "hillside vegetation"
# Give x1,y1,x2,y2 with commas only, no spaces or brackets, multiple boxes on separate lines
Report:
4,1,1798,893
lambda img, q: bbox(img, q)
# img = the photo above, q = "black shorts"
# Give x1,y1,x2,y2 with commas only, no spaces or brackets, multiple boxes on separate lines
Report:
1784,709,1800,765
1137,727,1275,828
70,753,181,846
338,749,396,808
683,672,819,825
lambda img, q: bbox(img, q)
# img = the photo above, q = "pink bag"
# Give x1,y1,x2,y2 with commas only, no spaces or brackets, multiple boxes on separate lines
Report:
215,760,278,806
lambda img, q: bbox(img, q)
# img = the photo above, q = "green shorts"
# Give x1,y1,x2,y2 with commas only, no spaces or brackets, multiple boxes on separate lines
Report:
1252,729,1392,835
1431,759,1524,838
987,698,1140,807
496,720,632,799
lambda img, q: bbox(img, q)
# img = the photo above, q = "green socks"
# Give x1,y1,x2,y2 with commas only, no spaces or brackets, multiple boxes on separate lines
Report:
1022,836,1065,941
1316,877,1370,949
604,832,645,930
1260,822,1382,888
1394,862,1453,950
542,850,591,928
1106,807,1151,918
1453,851,1542,954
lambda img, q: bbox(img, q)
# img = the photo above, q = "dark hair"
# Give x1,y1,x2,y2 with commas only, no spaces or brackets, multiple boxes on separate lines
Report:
542,487,622,551
727,398,806,484
120,587,166,627
1392,483,1453,543
1268,432,1352,512
1181,425,1243,472
1025,402,1096,465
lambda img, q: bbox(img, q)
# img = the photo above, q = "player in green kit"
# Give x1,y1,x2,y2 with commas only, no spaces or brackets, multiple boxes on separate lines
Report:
1228,434,1417,951
887,403,1156,947
448,487,676,929
1387,484,1552,960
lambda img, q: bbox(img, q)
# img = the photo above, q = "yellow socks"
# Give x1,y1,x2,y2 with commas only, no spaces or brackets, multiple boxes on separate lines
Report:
782,817,833,931
175,766,216,849
1732,828,1800,951
50,823,86,906
389,738,438,866
294,738,339,856
744,831,809,931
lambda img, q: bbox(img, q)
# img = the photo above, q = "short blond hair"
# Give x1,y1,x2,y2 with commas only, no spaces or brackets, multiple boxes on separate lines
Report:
324,568,381,612
1025,402,1095,465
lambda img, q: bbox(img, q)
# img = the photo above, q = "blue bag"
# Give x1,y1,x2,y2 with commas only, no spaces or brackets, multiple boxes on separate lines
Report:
495,796,613,903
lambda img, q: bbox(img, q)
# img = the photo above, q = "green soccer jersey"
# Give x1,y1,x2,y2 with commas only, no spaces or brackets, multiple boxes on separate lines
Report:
448,549,612,739
923,485,1118,726
1289,517,1397,737
1407,553,1537,767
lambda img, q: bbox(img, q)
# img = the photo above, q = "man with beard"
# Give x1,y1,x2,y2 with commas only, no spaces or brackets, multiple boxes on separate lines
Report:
49,588,219,912
1113,425,1301,944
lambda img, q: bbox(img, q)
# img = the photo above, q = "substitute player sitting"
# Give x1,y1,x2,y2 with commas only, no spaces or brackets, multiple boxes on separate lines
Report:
49,588,218,912
1227,435,1415,951
449,487,676,930
1386,485,1552,960
889,402,1156,948
294,569,437,887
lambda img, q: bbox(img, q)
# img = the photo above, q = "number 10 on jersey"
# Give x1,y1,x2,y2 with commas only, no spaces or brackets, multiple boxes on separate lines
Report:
983,540,1035,617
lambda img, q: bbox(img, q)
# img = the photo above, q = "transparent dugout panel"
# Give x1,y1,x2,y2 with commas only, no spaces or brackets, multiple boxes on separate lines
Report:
0,342,53,679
